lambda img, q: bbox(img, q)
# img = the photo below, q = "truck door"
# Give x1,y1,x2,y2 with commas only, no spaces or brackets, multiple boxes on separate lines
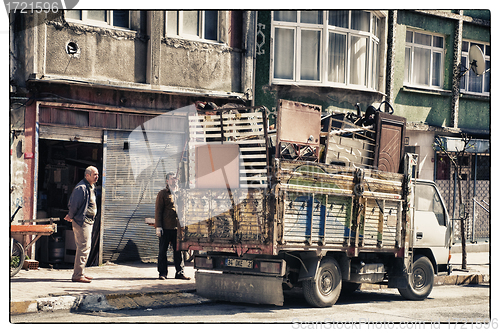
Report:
413,181,451,266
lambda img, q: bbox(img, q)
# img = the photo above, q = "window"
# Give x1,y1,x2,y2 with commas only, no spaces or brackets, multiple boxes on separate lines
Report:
435,153,450,180
272,10,382,91
415,183,446,226
166,11,218,41
66,10,130,29
460,41,490,95
472,155,490,181
404,30,444,89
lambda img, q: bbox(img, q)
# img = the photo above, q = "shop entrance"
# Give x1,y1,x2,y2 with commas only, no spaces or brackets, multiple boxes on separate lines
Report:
36,139,103,268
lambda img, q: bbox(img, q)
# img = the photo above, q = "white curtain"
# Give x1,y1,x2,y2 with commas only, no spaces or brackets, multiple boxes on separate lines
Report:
329,10,349,28
350,36,367,85
182,11,199,36
274,11,297,22
166,11,178,35
468,68,483,93
351,11,370,32
87,10,106,22
328,32,346,83
301,30,321,81
371,41,379,89
413,48,431,86
274,28,295,80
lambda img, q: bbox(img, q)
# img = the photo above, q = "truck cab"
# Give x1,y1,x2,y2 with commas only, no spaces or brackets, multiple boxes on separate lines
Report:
413,179,453,273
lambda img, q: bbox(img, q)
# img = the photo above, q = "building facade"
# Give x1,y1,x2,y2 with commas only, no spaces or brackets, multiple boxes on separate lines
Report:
9,10,257,264
387,10,490,242
253,10,490,242
10,10,490,265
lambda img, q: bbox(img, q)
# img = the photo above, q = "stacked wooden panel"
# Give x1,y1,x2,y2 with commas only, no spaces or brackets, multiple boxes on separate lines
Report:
187,108,268,189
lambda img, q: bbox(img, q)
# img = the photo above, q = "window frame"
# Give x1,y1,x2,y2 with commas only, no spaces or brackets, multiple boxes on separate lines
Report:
65,10,131,30
415,182,446,227
165,10,219,42
460,40,490,96
271,10,382,92
404,29,445,90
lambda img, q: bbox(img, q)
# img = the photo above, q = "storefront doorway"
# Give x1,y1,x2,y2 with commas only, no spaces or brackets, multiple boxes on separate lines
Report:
36,139,103,268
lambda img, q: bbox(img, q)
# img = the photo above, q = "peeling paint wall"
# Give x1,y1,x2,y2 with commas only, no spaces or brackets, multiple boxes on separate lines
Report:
44,22,148,83
13,11,247,96
10,105,27,227
161,38,241,92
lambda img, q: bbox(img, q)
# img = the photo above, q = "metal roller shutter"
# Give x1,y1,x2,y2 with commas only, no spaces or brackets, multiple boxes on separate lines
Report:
101,115,187,262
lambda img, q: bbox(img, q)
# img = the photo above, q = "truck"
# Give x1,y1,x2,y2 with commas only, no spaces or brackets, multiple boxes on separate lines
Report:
175,99,452,307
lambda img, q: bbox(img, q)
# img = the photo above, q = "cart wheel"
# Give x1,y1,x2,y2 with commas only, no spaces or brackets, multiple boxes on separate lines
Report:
10,239,25,277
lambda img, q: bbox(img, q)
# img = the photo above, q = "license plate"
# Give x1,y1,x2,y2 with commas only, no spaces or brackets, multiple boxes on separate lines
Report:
225,258,253,269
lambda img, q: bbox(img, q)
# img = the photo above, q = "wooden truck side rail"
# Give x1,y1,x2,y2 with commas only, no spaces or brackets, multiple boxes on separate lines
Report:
177,187,276,256
274,159,406,256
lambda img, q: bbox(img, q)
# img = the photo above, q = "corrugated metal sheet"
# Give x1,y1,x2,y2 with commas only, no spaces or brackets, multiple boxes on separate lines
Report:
101,114,187,262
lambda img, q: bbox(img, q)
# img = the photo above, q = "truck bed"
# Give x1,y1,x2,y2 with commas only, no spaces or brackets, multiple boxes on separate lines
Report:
178,159,406,257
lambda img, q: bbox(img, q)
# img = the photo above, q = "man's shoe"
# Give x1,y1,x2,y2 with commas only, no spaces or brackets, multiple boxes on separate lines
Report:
72,276,92,283
159,275,167,280
175,273,191,280
84,275,93,280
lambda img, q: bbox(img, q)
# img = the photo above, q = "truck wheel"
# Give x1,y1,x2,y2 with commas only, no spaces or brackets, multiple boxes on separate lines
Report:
303,257,342,307
398,255,434,300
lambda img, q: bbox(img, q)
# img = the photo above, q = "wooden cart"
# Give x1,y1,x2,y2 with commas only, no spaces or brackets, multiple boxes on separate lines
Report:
10,218,59,276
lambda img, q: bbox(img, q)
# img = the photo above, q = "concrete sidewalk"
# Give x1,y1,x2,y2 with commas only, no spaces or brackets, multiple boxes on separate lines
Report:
10,245,490,315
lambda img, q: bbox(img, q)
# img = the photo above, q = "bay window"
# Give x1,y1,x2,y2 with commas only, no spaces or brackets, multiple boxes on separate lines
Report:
272,10,382,91
404,30,444,89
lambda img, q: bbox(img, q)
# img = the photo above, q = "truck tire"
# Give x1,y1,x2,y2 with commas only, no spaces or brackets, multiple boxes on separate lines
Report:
398,255,434,300
303,257,342,307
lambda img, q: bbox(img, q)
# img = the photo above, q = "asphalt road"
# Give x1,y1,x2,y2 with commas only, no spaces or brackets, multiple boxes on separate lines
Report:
11,284,491,325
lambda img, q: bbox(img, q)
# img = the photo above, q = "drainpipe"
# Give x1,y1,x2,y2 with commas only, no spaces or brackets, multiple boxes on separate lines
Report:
242,11,257,106
451,10,464,129
385,10,397,105
146,11,161,87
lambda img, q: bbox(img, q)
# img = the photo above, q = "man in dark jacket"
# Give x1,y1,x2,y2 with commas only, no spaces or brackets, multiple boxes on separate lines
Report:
155,172,190,280
64,166,99,283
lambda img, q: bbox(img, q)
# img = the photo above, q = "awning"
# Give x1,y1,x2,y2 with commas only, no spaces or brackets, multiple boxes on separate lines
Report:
437,136,490,153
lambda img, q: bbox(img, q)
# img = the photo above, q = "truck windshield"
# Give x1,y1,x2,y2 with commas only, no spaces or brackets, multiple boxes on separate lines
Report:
414,183,446,226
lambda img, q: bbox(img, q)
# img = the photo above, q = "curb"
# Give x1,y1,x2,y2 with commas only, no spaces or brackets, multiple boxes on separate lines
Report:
11,273,489,315
10,289,211,315
359,273,489,291
451,243,489,254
